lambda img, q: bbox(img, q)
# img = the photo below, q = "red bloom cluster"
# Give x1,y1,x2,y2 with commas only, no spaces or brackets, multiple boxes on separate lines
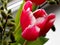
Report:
20,1,56,41
25,0,46,5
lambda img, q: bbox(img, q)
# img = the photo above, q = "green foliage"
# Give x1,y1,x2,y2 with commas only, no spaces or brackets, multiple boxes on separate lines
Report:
26,37,49,45
14,27,25,45
14,0,25,45
0,0,16,45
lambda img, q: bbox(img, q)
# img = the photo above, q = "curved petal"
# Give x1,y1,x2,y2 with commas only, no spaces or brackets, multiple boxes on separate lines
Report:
24,1,32,11
39,13,56,36
22,25,40,41
47,13,56,22
33,9,47,18
36,17,46,28
20,9,31,31
20,8,36,31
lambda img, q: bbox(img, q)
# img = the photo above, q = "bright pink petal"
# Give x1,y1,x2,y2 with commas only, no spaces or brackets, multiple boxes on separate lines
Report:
22,25,40,41
24,1,32,11
39,13,56,36
33,9,47,18
46,13,56,22
20,8,36,31
20,9,31,31
36,17,46,29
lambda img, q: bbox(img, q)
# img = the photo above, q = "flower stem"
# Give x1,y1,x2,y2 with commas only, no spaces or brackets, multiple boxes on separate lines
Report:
14,23,21,34
23,40,27,45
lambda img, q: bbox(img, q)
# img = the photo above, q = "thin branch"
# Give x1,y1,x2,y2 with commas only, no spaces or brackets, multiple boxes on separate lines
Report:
23,40,27,45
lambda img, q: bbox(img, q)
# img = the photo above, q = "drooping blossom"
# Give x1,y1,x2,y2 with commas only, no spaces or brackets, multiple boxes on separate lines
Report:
20,1,56,41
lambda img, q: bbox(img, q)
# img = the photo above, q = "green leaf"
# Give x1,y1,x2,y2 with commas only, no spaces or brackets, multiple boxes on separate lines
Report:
14,1,25,44
10,42,21,45
1,11,7,19
26,37,49,45
14,24,25,45
15,1,25,26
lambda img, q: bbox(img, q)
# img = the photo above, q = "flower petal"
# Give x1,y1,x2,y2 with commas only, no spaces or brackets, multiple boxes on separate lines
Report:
39,13,56,36
33,9,47,18
24,1,32,11
22,25,40,41
20,8,36,31
47,13,56,22
36,17,46,28
20,9,31,31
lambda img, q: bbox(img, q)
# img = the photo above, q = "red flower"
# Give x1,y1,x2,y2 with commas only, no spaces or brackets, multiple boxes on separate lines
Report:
25,0,46,5
20,1,56,41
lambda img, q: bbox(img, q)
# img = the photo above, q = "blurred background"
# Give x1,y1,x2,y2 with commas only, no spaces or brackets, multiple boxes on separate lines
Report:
4,0,60,45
